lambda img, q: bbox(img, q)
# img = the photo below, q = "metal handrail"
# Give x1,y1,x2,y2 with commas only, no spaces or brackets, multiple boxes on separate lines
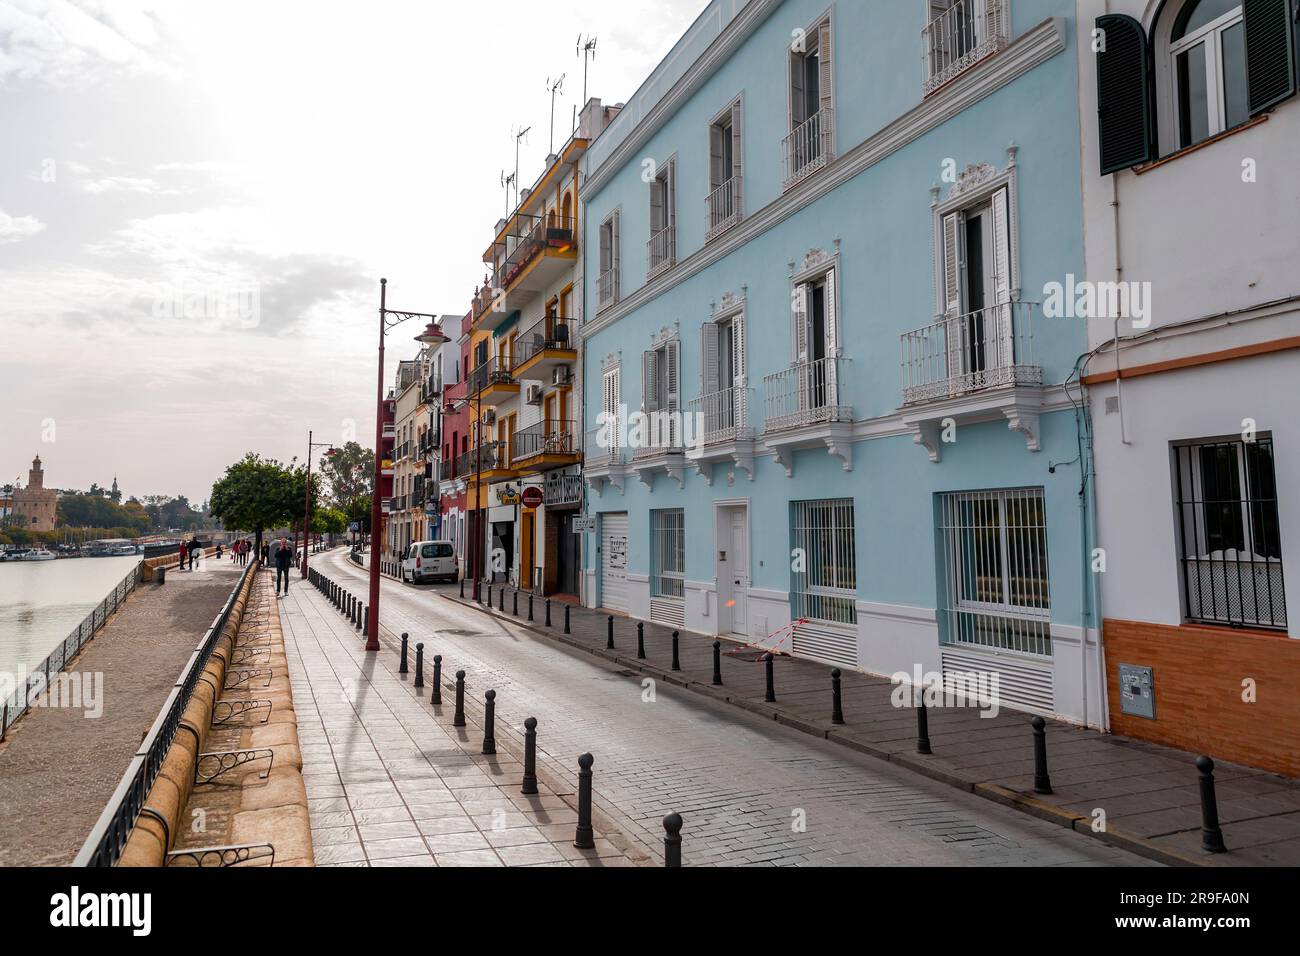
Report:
513,315,576,370
1,562,141,739
783,108,834,190
513,420,581,462
73,559,257,867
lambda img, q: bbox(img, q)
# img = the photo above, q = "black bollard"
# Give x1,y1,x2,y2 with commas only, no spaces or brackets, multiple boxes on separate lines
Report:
1031,717,1053,794
431,656,443,706
399,633,409,675
1197,756,1228,853
513,589,519,617
831,668,845,725
712,641,723,686
453,671,466,728
574,753,595,849
482,690,497,755
459,578,465,599
355,602,362,631
671,631,681,671
414,644,425,690
363,605,369,635
764,653,776,703
637,622,646,660
607,616,614,650
521,717,539,795
528,593,534,622
545,599,552,627
487,582,493,609
663,813,683,868
565,604,571,635
499,587,505,613
916,698,933,755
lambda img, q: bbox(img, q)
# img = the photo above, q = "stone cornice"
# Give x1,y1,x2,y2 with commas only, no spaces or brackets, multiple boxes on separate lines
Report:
585,17,1068,340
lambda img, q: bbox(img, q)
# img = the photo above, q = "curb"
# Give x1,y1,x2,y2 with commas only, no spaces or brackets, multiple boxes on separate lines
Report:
443,591,1219,870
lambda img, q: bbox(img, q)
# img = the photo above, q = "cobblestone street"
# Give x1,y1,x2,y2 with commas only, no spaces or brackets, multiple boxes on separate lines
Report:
292,551,1156,867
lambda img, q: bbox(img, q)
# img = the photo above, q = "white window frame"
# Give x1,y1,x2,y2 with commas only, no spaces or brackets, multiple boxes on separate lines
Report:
598,209,621,310
706,96,744,241
651,508,686,600
790,498,857,628
1167,4,1246,148
648,155,678,279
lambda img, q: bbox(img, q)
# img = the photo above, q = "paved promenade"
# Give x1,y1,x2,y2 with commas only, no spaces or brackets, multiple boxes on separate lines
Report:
301,551,1151,866
0,557,243,866
427,572,1300,867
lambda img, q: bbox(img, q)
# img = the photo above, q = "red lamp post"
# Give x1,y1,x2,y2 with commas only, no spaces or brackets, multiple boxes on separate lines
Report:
368,278,450,652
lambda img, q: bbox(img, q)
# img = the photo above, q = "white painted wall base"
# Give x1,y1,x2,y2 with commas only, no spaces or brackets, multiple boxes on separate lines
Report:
856,601,942,678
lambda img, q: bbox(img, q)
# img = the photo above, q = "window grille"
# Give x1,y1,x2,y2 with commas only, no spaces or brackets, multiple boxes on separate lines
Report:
651,509,685,599
790,499,857,627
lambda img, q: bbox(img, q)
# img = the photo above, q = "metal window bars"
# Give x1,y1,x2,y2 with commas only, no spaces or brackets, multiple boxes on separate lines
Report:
651,509,686,599
1174,438,1287,629
922,0,1010,97
790,498,858,627
1,563,140,741
783,107,834,190
938,488,1052,657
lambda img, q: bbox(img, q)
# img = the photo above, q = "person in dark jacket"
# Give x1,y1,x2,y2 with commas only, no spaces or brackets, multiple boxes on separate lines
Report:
188,536,202,570
274,537,293,596
261,542,270,567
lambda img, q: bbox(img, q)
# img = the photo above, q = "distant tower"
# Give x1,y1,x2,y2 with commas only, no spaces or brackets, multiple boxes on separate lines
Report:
29,455,44,490
15,455,57,531
111,475,121,503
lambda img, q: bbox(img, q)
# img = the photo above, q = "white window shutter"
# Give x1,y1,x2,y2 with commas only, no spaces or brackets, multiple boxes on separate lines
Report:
612,210,621,296
818,19,834,118
667,158,677,230
941,211,965,317
790,49,806,127
666,340,680,446
709,125,725,190
650,176,664,234
824,269,839,406
792,282,810,363
990,185,1014,367
701,322,721,396
642,350,658,412
731,100,744,217
732,314,748,428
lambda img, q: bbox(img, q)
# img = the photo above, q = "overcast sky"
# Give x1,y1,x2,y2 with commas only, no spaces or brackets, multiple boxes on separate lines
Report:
0,0,705,503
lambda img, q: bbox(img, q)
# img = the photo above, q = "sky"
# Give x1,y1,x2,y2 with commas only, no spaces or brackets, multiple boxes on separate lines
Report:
0,0,706,503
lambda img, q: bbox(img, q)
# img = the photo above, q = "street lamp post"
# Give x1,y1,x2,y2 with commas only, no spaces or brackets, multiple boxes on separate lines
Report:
369,278,450,652
301,432,336,579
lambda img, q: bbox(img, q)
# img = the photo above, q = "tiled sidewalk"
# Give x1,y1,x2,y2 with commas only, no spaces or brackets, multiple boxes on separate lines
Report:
441,583,1300,867
278,579,638,867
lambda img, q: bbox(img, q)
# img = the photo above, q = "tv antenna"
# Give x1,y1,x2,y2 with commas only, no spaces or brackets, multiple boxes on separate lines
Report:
547,74,566,154
512,125,532,211
500,170,516,217
577,35,597,106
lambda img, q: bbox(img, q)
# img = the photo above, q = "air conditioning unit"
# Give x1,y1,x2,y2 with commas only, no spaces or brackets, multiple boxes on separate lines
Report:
552,366,573,387
483,410,497,427
525,384,544,406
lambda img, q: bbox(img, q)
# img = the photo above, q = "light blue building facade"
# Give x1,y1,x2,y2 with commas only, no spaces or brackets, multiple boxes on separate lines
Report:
578,0,1104,727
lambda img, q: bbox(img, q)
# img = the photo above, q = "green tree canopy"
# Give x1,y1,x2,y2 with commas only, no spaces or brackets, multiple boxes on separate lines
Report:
320,442,374,511
210,453,320,549
58,493,152,535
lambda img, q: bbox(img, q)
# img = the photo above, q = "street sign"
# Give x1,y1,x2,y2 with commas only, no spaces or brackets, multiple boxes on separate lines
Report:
573,516,597,534
521,487,544,509
348,522,360,532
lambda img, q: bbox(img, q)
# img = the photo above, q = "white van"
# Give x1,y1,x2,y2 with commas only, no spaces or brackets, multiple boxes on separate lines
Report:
403,541,458,584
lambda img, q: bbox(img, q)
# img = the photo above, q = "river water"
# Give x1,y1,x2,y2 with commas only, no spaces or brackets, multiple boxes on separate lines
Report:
0,557,141,684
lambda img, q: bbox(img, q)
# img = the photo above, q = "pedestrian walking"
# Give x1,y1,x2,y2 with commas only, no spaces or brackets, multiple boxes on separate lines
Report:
261,542,270,567
274,536,293,596
188,536,201,570
178,540,188,572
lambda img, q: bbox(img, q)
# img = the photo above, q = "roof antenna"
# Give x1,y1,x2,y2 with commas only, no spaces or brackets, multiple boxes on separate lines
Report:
576,35,598,107
547,74,566,155
512,125,532,211
500,170,516,217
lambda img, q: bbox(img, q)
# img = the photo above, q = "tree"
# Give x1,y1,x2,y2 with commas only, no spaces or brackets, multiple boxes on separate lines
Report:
320,442,374,511
312,506,348,538
210,454,319,552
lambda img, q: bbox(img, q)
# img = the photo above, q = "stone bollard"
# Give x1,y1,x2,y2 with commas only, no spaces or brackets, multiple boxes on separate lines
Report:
521,717,539,795
574,753,595,849
764,653,776,703
1197,756,1228,853
831,668,845,725
1032,717,1053,794
399,633,409,675
431,656,443,706
414,644,425,690
637,623,646,660
607,616,615,650
663,813,683,868
453,671,467,728
712,641,723,686
916,698,933,755
478,690,497,755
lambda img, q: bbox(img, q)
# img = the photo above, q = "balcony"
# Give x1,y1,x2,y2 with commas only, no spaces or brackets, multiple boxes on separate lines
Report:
512,420,581,473
512,315,577,379
685,386,757,483
470,357,520,403
584,426,629,496
454,441,518,484
647,225,676,280
706,178,741,243
899,302,1045,462
761,357,854,476
597,268,619,311
922,0,1009,98
783,108,833,191
543,469,583,508
381,459,395,478
382,423,396,440
631,414,686,490
481,214,578,325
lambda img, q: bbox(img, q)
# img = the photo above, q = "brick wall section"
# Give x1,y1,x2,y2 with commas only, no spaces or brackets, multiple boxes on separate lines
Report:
1105,619,1300,778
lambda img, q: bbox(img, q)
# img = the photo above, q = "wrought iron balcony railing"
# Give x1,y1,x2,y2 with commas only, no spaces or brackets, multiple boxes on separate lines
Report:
598,268,619,309
687,386,755,445
783,108,833,190
513,316,576,370
899,302,1041,406
513,420,580,463
706,178,741,242
763,356,852,432
922,0,1009,97
647,225,676,280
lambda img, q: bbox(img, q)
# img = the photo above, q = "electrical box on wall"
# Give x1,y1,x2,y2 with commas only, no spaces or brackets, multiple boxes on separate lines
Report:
1118,664,1155,720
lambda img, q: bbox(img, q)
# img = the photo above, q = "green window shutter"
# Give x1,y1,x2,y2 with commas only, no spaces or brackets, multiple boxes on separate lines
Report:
1096,14,1156,175
1244,0,1298,115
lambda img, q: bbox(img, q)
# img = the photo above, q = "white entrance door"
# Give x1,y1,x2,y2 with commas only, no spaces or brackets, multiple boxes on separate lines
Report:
600,512,629,613
717,506,749,638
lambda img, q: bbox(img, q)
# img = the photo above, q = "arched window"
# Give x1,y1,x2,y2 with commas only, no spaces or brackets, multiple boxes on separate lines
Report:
1166,0,1247,148
561,191,573,227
